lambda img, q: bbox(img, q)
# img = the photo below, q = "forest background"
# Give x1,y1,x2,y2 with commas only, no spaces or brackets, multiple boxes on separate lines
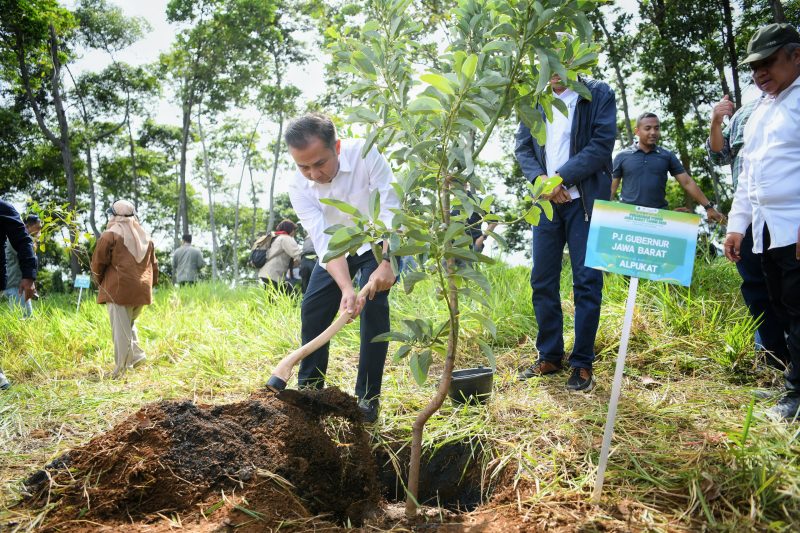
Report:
0,0,797,288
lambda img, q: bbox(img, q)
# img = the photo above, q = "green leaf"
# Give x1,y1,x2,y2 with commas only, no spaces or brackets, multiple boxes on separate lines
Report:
392,344,413,363
535,48,551,94
461,53,478,81
462,101,491,126
320,198,363,217
420,73,455,95
347,106,380,123
443,222,466,243
458,287,490,308
540,199,553,221
541,175,563,195
410,349,433,385
393,244,429,256
477,339,496,371
481,41,515,54
402,271,427,294
468,312,496,336
373,331,411,343
485,229,507,250
351,50,376,77
368,189,380,221
457,267,491,296
408,96,444,114
524,205,541,226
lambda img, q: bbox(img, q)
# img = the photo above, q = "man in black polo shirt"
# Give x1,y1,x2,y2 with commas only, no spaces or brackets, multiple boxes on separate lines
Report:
612,112,725,223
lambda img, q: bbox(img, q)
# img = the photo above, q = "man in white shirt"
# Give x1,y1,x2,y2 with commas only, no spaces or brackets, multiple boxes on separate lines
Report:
725,23,800,421
280,113,399,423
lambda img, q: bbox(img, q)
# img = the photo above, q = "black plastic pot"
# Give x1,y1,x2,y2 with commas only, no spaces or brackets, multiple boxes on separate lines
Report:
448,366,494,405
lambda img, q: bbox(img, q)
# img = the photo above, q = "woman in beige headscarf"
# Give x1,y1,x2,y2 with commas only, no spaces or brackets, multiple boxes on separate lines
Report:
90,200,158,377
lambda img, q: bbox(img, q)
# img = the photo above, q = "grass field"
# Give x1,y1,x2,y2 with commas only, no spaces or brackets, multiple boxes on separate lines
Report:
1,259,799,531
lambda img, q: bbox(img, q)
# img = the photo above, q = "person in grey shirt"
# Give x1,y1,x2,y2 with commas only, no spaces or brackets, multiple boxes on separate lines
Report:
172,234,204,285
4,214,42,317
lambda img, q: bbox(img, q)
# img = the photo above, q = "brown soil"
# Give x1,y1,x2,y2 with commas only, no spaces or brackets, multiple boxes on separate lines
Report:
20,387,380,531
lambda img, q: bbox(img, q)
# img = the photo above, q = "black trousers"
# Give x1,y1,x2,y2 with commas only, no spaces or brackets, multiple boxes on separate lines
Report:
762,226,800,391
298,250,390,401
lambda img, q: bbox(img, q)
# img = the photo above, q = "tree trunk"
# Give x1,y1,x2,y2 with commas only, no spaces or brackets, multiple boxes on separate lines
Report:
86,145,100,238
178,96,193,239
197,109,219,281
174,162,181,248
249,162,258,244
770,0,786,22
597,14,634,145
266,111,284,233
405,176,460,518
232,117,262,285
721,0,741,107
127,119,140,210
47,25,80,280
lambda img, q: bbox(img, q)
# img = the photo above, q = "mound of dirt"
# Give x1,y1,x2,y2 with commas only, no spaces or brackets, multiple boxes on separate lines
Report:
21,388,380,531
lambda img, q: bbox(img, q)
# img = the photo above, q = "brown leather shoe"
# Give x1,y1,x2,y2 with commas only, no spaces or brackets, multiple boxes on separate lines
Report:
518,360,563,381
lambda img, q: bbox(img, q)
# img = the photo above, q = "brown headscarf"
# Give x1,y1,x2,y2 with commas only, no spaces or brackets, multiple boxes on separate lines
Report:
106,200,151,263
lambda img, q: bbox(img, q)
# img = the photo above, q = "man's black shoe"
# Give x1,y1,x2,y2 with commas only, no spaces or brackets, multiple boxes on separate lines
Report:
767,392,800,422
358,398,380,424
518,360,562,381
566,367,595,392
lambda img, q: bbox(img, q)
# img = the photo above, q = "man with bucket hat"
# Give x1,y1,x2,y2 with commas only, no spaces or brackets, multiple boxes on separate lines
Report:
724,23,800,421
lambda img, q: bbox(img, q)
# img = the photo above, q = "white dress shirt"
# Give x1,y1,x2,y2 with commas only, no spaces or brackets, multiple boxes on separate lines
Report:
545,88,580,199
729,75,800,252
288,139,400,268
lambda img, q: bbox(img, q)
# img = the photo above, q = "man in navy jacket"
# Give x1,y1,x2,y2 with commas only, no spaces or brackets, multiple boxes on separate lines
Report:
1,199,38,390
515,75,616,392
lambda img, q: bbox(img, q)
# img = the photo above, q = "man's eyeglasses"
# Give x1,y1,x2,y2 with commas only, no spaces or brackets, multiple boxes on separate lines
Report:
750,54,779,72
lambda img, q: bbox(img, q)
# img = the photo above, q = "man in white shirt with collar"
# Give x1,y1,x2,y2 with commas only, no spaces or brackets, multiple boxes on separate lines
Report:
281,112,399,423
725,23,800,421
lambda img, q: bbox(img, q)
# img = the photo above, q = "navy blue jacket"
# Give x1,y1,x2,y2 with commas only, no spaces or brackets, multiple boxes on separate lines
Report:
514,78,617,219
1,200,37,291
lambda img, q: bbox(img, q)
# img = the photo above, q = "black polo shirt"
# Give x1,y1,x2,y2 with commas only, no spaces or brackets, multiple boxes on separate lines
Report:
612,144,685,209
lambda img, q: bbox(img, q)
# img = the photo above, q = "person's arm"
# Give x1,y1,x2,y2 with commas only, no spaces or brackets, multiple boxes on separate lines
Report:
91,233,113,285
364,145,399,299
554,85,617,186
514,122,547,181
326,255,362,317
673,172,726,223
1,204,37,292
708,95,735,158
610,152,624,200
610,178,621,199
196,249,205,269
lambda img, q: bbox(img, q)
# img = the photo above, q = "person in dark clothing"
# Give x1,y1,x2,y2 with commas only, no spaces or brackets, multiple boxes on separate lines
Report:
514,73,617,392
298,234,317,294
0,200,38,390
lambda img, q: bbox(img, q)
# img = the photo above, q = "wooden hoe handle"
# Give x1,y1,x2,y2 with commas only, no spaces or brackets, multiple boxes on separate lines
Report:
268,281,376,390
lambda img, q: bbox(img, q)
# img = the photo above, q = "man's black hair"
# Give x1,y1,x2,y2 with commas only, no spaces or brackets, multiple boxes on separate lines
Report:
284,113,337,150
24,214,41,226
636,112,659,126
183,234,192,244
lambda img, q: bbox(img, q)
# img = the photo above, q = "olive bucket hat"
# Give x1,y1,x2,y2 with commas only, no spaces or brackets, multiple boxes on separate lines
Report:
741,23,800,65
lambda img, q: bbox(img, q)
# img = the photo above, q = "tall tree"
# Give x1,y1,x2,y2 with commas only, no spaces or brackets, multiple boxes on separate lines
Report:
161,0,282,242
1,0,83,277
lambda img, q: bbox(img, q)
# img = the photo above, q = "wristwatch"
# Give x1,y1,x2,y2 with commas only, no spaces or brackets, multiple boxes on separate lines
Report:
382,251,391,263
703,202,714,211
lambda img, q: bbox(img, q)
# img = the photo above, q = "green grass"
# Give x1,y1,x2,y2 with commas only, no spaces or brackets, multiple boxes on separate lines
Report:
1,260,799,531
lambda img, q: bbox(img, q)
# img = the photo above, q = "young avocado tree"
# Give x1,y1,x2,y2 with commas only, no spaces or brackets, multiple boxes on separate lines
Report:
325,0,600,517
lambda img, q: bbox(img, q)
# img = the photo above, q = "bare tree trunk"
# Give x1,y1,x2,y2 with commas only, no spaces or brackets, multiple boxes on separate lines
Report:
232,117,262,285
174,163,181,248
86,146,100,238
266,111,284,233
249,162,258,244
721,0,741,107
405,176,459,518
178,97,193,239
597,14,634,145
127,119,140,210
46,25,80,280
770,0,786,22
197,108,219,280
